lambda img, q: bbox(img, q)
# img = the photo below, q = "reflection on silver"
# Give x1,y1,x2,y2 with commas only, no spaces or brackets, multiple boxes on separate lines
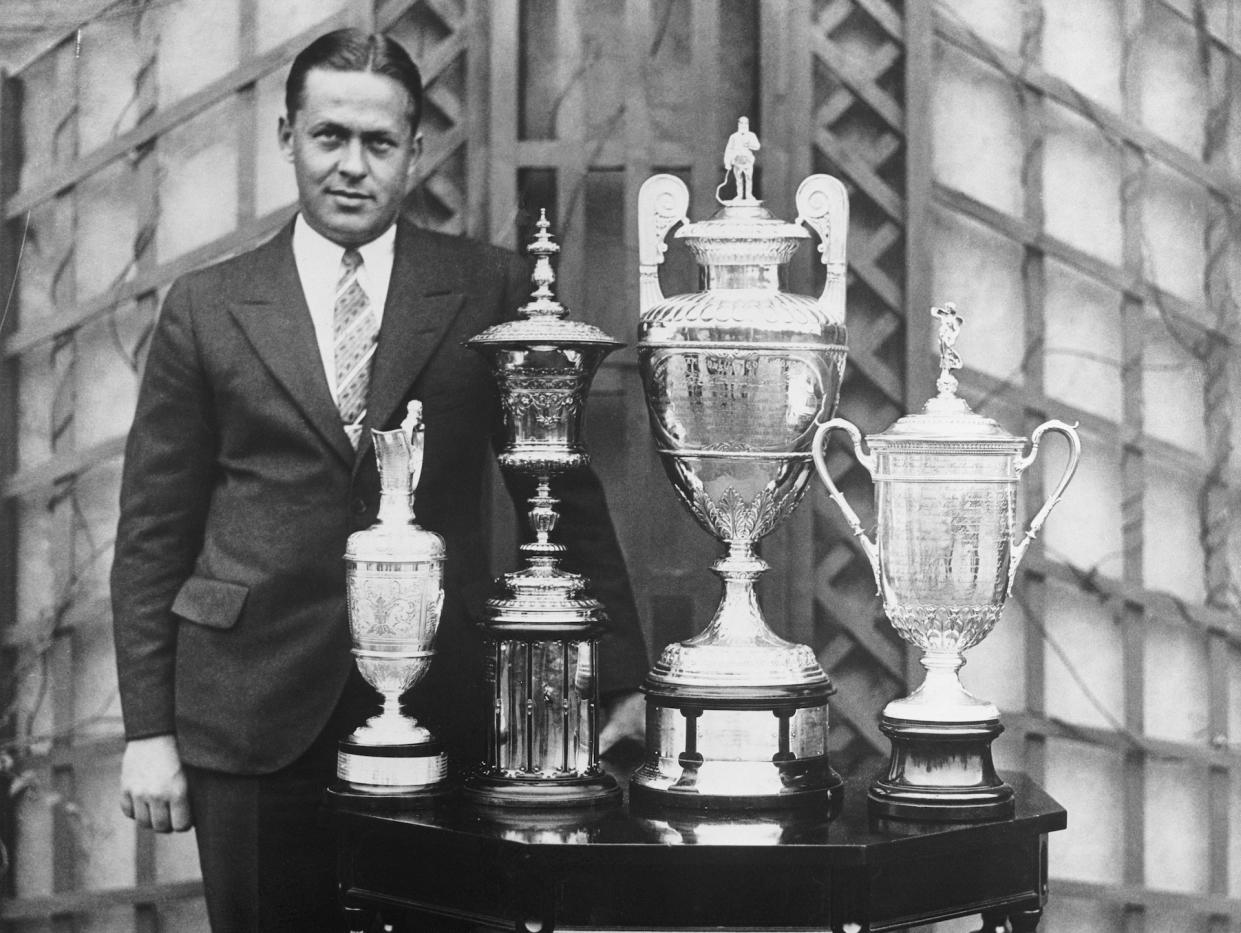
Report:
632,121,848,808
466,213,622,807
337,402,450,794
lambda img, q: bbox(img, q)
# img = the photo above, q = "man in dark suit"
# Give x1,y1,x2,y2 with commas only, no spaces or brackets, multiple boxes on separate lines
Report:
110,28,647,933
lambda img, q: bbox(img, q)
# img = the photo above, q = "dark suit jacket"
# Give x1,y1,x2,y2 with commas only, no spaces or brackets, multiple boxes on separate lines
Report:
111,216,648,775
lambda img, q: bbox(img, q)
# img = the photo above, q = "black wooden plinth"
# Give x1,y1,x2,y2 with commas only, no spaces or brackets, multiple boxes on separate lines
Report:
330,771,1064,931
869,716,1014,822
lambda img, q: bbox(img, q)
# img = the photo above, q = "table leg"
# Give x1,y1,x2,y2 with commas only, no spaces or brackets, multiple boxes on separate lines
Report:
342,903,369,933
1009,907,1043,931
976,909,1008,932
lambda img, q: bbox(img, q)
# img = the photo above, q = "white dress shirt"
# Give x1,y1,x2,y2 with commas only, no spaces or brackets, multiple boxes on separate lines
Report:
291,214,397,403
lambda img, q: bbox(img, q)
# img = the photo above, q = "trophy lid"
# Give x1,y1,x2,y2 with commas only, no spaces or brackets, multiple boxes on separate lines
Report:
870,304,1024,448
468,211,624,350
674,118,809,267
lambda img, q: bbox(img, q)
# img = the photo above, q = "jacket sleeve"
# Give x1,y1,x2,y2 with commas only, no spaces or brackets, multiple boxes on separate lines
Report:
110,275,218,739
492,251,650,697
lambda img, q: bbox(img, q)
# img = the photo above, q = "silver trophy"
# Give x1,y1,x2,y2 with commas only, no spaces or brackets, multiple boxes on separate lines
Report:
465,212,624,807
333,402,451,800
812,304,1081,820
630,120,849,809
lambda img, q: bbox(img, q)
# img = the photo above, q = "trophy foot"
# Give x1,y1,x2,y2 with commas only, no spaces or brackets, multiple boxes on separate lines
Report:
463,770,621,808
630,684,843,811
868,717,1014,822
629,768,843,814
335,737,451,805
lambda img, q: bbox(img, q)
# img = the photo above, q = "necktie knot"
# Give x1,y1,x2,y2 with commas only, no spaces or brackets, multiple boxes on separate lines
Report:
341,248,362,275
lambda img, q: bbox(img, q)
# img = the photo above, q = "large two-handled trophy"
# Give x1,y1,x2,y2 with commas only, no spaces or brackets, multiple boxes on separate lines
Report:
630,120,849,809
465,212,624,807
333,401,451,801
813,304,1081,820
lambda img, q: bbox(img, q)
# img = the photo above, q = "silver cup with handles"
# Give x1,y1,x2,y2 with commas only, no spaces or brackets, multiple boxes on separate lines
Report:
812,304,1081,820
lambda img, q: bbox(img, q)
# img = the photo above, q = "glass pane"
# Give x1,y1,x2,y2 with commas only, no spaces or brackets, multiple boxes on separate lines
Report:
156,0,241,103
1143,614,1210,744
1044,737,1125,884
1042,0,1122,111
157,98,240,263
1042,579,1124,730
16,40,78,192
78,5,147,154
1143,461,1206,604
932,42,1023,219
1043,101,1122,268
77,158,140,301
1138,3,1207,156
519,0,562,140
254,0,347,55
1145,758,1210,893
1142,315,1208,456
1043,258,1124,423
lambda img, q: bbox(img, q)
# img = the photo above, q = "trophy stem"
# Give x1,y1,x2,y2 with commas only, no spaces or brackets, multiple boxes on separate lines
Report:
885,648,998,723
688,543,793,649
520,475,568,567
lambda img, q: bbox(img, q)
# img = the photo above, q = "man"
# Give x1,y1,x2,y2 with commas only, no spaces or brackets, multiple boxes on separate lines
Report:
111,29,647,932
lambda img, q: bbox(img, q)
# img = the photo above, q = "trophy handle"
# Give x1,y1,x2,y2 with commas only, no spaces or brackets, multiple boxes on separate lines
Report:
638,174,690,315
812,418,881,591
1008,419,1082,595
794,174,849,326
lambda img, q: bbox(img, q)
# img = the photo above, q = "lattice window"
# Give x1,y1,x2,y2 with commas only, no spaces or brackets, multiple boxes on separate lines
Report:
0,2,480,928
914,2,1241,930
806,0,912,777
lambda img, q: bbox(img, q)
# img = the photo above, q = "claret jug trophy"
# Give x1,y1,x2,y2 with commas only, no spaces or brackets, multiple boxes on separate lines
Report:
813,304,1081,820
631,119,849,809
333,401,451,801
465,212,624,807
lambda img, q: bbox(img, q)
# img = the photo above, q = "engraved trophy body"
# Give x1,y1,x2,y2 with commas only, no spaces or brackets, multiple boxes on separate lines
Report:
465,213,623,807
631,121,849,809
813,305,1081,820
333,402,451,801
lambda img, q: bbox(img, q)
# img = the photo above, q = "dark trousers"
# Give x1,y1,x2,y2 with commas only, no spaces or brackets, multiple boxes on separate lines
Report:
184,673,377,933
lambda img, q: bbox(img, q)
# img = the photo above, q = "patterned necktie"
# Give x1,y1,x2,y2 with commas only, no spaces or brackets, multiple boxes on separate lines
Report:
333,248,377,449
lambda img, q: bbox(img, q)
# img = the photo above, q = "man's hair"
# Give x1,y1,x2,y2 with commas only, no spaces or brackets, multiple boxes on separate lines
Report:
285,28,424,133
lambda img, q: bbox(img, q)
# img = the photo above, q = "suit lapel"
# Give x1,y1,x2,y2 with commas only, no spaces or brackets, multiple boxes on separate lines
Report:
227,223,356,467
359,220,466,464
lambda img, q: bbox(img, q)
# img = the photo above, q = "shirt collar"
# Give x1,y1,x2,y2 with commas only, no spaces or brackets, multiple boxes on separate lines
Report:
291,215,398,273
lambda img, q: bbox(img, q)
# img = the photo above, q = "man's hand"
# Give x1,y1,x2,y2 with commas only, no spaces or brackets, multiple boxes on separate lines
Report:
598,690,645,755
120,735,193,833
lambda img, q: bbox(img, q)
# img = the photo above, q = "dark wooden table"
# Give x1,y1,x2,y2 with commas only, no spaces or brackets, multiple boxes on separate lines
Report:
333,772,1065,932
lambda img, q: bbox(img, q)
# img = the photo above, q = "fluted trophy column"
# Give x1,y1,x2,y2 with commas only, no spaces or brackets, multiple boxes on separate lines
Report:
813,304,1081,820
465,212,623,807
330,401,451,804
631,119,849,809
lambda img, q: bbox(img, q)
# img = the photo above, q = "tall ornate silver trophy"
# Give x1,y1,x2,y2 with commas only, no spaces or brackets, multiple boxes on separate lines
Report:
333,402,451,801
631,120,849,809
813,304,1081,820
465,212,624,807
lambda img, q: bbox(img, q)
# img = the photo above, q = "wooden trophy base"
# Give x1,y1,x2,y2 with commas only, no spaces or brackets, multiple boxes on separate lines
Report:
868,717,1014,822
328,738,453,810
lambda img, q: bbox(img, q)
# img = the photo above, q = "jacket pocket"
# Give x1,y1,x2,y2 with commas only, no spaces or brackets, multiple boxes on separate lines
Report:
171,576,249,630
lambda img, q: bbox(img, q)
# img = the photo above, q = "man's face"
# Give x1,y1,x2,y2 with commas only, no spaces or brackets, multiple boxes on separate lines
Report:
279,68,421,247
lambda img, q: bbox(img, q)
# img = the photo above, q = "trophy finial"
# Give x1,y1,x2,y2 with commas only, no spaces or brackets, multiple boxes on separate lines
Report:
932,303,963,397
718,116,762,204
519,209,567,320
